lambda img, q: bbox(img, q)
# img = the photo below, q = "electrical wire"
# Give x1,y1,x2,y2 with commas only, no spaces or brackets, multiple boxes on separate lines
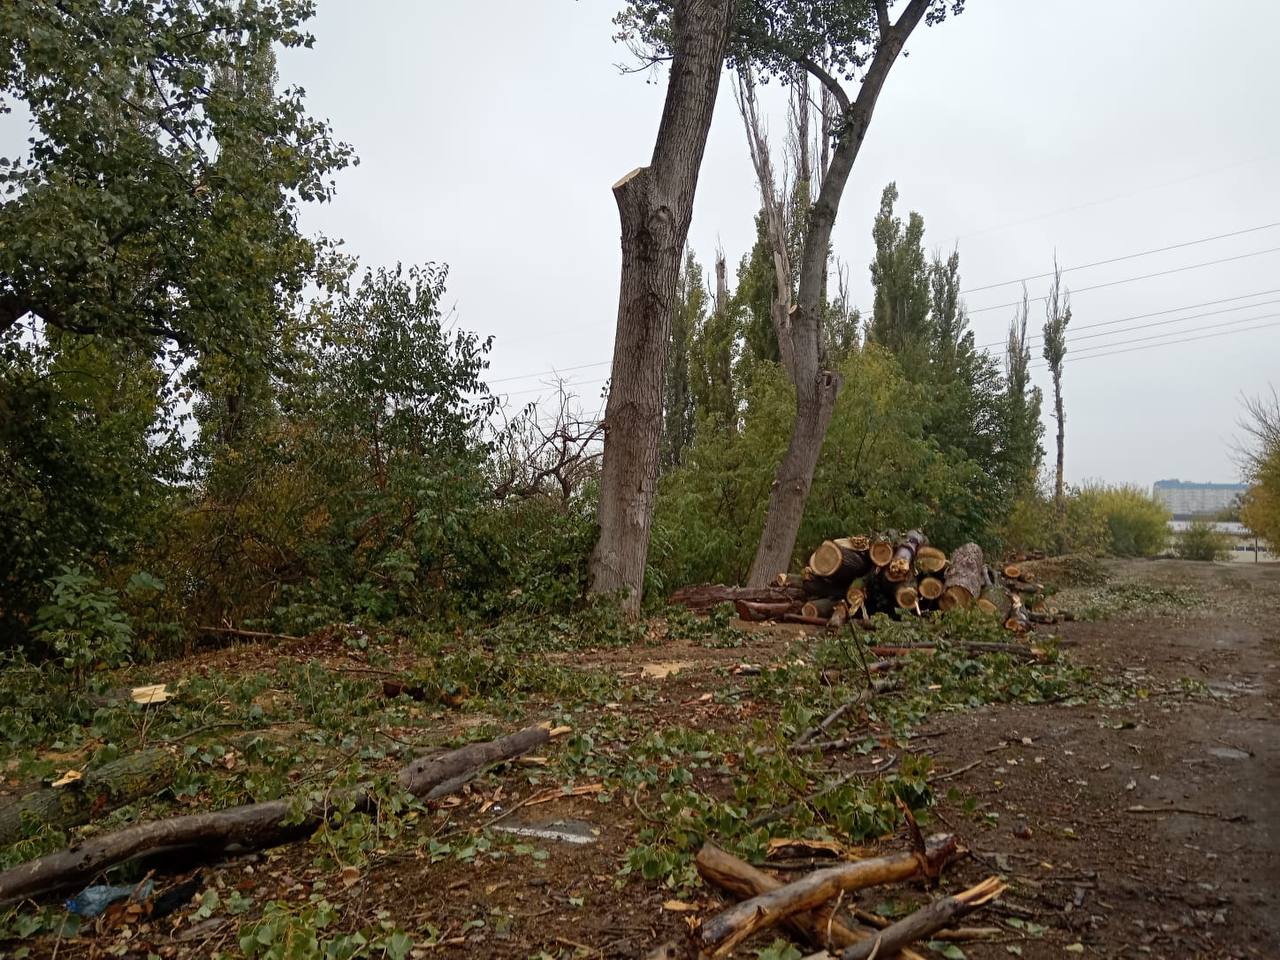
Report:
1030,316,1280,368
960,222,1280,295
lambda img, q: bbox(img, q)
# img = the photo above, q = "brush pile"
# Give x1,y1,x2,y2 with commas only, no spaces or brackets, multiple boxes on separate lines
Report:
670,530,1074,633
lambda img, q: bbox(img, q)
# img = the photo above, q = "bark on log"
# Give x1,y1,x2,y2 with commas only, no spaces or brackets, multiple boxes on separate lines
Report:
917,576,944,601
697,834,958,957
1003,579,1045,594
975,583,1006,616
840,876,1006,960
669,583,804,613
808,539,872,583
0,749,178,847
941,543,984,610
0,725,549,904
886,530,926,583
802,597,837,620
915,546,947,574
827,602,850,629
735,599,798,622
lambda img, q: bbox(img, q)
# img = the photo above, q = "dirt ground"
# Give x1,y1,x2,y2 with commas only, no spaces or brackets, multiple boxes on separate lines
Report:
3,558,1276,960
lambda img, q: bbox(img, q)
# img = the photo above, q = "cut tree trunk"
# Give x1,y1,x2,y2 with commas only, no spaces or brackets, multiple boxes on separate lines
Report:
588,0,734,610
697,834,958,957
976,583,1006,616
0,725,549,904
840,876,1006,960
808,539,872,583
735,599,798,622
868,534,895,568
917,576,944,601
845,576,871,618
887,530,926,582
894,584,919,610
915,546,947,574
0,749,178,847
1004,579,1045,594
802,597,836,620
941,543,985,611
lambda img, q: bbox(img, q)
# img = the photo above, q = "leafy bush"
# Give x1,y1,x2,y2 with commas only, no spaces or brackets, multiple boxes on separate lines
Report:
33,566,133,685
1076,483,1170,557
1175,520,1231,562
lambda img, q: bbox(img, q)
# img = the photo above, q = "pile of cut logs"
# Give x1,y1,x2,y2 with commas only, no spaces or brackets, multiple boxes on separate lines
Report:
670,530,1072,633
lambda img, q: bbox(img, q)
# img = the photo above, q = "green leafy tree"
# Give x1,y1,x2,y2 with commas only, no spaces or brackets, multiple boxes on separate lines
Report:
1003,286,1045,493
662,251,706,469
689,252,738,429
1239,387,1280,549
0,0,353,357
736,211,782,365
867,183,932,377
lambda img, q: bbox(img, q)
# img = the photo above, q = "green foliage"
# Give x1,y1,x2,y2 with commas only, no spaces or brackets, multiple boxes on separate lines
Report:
0,0,353,356
1175,520,1231,562
663,251,705,470
33,566,133,684
1074,483,1170,558
868,184,931,377
1239,388,1280,549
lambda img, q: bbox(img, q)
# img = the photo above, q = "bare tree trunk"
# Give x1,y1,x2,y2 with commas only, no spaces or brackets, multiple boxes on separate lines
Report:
746,0,931,586
588,0,734,609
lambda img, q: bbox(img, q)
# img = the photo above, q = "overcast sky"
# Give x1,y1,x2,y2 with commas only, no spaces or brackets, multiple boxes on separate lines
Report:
68,2,1280,487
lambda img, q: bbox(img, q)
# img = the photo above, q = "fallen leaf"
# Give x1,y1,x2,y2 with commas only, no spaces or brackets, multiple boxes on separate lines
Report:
663,899,698,913
642,661,695,679
51,769,82,788
340,866,361,888
548,725,572,737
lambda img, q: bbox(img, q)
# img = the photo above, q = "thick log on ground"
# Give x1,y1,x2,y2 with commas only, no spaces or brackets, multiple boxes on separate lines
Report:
735,599,798,622
844,535,871,552
1002,563,1022,579
0,748,178,847
917,576,944,601
941,543,984,610
801,597,837,620
976,583,1006,616
0,725,549,904
809,539,872,583
894,584,919,611
887,530,926,582
868,534,895,567
1003,578,1045,594
840,876,1006,960
697,834,958,957
915,546,947,574
669,583,803,613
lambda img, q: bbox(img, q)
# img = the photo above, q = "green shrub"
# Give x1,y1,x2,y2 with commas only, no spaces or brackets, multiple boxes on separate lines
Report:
33,566,133,685
1175,520,1231,562
1073,483,1169,557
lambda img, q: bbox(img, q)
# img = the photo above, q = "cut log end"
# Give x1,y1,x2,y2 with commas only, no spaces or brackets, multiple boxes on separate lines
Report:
915,546,948,573
918,576,944,601
894,585,919,610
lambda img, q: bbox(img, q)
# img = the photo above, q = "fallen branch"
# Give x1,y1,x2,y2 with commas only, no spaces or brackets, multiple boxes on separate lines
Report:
840,876,1007,959
697,834,958,957
927,759,983,784
0,724,549,904
1125,805,1247,822
748,755,899,829
196,625,303,643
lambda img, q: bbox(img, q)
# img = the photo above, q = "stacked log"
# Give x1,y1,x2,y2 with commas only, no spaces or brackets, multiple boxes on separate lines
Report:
669,532,1072,633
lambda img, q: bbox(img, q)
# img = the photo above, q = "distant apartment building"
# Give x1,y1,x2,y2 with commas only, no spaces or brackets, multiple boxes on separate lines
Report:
1152,479,1247,518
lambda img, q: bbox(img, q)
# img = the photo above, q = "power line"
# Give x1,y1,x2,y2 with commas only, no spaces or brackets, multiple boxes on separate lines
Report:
967,245,1280,316
976,289,1280,350
959,221,1280,295
1030,315,1280,368
488,357,611,385
957,154,1274,240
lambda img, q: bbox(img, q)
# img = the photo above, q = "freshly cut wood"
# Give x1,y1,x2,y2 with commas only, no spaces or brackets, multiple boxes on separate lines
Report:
915,546,947,574
802,597,836,620
0,725,549,904
942,542,984,610
697,834,958,957
0,749,178,847
828,601,850,629
669,583,803,613
844,576,871,617
886,530,926,582
1002,563,1022,579
868,534,895,567
1004,594,1030,634
775,572,804,589
844,535,871,552
839,876,1007,960
894,584,919,610
917,576,944,601
975,584,1004,616
808,539,872,583
735,599,798,622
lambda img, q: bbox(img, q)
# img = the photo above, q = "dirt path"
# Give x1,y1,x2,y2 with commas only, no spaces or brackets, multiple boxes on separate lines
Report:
922,560,1279,959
